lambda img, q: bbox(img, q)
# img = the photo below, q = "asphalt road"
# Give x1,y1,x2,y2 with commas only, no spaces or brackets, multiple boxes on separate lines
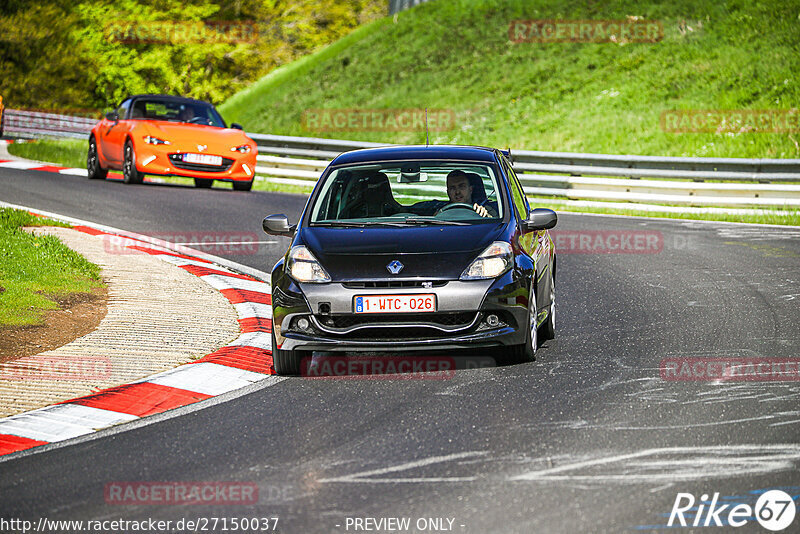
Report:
1,167,799,533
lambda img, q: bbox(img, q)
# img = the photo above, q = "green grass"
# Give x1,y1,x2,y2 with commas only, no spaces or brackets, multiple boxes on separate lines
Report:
0,208,104,326
220,17,392,122
7,138,87,169
219,0,800,159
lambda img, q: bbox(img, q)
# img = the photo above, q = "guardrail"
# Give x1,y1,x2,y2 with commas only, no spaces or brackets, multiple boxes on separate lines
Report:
2,109,97,140
252,134,800,207
4,109,800,207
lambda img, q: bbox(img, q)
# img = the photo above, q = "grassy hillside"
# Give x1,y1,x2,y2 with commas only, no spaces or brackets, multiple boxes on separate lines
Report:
219,0,800,158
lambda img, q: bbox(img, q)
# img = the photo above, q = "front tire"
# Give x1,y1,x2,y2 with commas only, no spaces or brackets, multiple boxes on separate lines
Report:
232,179,253,192
122,140,144,184
504,287,537,364
271,328,300,375
87,136,108,180
541,284,555,341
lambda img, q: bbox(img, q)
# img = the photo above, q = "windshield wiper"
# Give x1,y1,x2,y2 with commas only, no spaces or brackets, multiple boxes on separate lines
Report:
401,217,469,226
312,221,407,228
312,222,370,228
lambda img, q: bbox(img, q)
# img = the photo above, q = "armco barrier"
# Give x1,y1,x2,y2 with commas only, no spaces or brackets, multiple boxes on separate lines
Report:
3,109,97,140
4,109,800,207
251,133,800,206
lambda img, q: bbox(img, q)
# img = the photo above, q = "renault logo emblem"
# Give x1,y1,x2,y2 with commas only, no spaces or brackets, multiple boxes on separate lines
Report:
197,144,207,152
387,260,403,274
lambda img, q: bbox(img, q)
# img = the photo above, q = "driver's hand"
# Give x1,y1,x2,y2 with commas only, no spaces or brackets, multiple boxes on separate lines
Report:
473,203,489,217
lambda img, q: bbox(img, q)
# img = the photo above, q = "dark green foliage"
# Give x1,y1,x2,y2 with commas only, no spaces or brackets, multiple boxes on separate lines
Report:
0,0,383,113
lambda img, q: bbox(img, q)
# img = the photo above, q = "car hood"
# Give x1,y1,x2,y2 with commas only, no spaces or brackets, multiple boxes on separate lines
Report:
140,122,252,152
300,224,506,280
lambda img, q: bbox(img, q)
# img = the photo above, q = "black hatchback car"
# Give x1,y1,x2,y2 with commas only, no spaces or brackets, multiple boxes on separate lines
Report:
263,145,557,375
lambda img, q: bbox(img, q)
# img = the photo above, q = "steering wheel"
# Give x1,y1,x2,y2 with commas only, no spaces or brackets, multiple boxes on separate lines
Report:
188,117,209,125
435,202,475,215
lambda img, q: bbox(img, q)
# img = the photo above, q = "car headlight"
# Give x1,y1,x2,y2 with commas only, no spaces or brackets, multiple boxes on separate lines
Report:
143,135,170,145
460,241,513,280
231,144,251,153
287,246,330,283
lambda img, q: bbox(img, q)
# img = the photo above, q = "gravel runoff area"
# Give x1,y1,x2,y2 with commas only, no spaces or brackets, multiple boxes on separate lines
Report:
0,226,241,418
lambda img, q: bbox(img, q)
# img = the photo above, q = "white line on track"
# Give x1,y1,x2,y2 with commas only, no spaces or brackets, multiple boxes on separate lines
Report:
319,451,488,483
509,444,800,483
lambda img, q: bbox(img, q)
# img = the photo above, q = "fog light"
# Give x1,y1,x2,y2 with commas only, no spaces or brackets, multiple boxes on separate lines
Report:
486,314,500,327
297,317,310,331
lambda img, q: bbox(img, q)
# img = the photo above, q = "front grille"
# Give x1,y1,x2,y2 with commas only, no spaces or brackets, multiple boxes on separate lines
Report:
319,312,475,329
339,327,463,341
342,280,448,289
169,154,234,173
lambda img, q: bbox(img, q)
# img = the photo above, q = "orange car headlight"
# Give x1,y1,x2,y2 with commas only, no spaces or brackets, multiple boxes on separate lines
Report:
143,135,170,145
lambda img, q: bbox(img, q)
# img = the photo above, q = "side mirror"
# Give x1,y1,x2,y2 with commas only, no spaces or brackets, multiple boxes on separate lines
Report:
263,214,296,237
521,208,557,232
105,111,119,122
231,122,243,130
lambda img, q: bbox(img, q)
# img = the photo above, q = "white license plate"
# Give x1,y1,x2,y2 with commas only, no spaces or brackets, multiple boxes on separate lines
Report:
182,153,222,166
354,294,436,314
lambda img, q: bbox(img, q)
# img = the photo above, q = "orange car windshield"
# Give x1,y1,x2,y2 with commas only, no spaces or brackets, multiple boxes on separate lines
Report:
129,99,225,128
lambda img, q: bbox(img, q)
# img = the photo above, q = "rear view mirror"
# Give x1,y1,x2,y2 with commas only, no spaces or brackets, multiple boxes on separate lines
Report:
521,208,557,232
231,122,243,130
105,111,119,122
399,172,428,183
263,214,296,237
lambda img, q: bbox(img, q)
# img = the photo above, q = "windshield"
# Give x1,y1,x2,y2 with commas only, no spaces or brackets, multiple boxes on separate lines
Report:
309,160,504,226
128,99,226,127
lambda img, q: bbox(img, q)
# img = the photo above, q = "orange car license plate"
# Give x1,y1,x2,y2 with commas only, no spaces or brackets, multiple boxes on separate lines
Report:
183,153,222,166
354,294,436,314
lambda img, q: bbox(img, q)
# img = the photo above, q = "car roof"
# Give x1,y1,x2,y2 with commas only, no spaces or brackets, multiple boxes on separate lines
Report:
330,145,499,166
123,94,214,106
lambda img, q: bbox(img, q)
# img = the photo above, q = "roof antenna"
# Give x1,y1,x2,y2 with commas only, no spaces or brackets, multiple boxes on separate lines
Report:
425,108,429,147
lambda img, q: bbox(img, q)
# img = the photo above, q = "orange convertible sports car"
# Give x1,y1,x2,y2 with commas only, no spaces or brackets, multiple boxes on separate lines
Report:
88,94,257,190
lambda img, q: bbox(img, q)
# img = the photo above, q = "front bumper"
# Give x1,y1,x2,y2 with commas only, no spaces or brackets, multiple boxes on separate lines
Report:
135,147,256,181
271,269,531,353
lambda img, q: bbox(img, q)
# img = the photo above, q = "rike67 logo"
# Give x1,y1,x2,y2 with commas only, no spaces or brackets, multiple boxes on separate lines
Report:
667,489,796,531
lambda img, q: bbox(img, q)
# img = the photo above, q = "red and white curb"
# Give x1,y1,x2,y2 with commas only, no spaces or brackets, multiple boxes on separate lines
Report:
0,158,166,182
0,208,280,458
0,157,91,176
